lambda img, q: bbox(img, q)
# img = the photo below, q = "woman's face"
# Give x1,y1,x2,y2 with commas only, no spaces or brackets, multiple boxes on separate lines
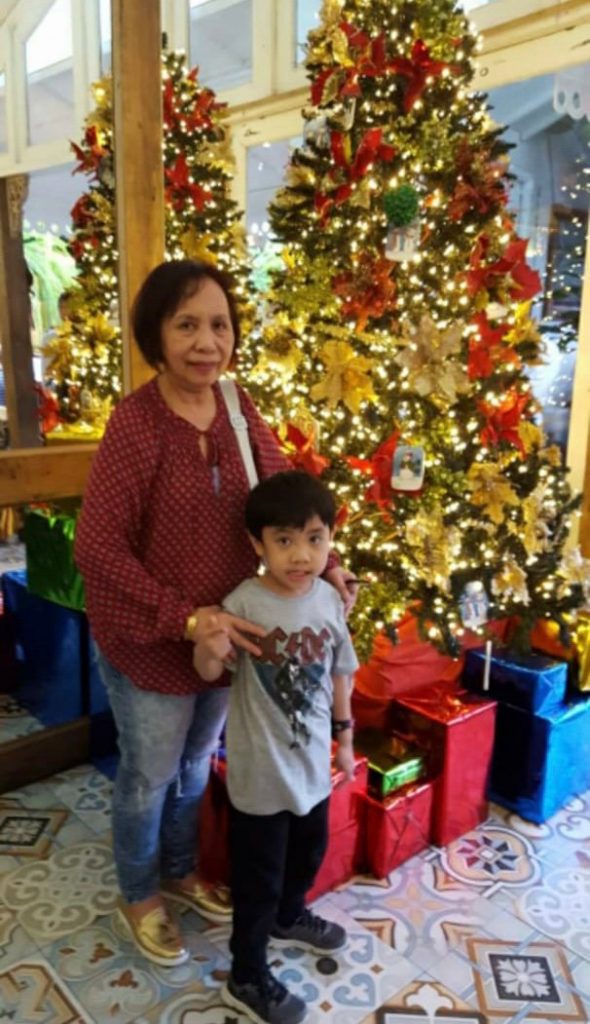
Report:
160,277,235,393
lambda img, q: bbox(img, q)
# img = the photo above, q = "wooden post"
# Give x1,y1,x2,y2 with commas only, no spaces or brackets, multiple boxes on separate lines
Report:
112,0,164,394
0,175,41,447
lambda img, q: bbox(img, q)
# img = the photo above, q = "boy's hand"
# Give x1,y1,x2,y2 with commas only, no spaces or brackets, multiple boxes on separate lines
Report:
335,740,355,781
193,614,234,667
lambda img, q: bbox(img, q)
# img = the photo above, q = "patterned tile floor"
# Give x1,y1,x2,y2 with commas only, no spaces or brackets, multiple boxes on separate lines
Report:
0,764,589,1023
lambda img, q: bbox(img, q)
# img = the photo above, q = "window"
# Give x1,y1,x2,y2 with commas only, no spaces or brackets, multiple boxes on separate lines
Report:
23,163,79,346
25,0,75,146
0,70,7,154
295,0,319,66
99,0,111,74
488,65,590,456
246,136,301,291
189,0,253,92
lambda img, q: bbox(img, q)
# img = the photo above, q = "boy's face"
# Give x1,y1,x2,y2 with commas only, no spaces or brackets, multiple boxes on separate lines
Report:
250,515,332,597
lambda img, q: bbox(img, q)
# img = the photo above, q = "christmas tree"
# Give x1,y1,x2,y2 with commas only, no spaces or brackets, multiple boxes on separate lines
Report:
44,45,250,432
240,0,587,658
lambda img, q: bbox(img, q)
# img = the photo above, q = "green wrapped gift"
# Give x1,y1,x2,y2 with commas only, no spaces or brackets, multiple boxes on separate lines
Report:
355,728,427,799
24,506,86,612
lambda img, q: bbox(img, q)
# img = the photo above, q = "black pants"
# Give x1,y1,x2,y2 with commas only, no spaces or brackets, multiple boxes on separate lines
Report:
229,796,330,981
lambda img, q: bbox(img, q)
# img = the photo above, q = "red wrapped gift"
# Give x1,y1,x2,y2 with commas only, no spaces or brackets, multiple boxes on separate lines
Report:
392,683,496,846
306,753,368,903
364,780,434,879
198,753,368,900
198,756,231,885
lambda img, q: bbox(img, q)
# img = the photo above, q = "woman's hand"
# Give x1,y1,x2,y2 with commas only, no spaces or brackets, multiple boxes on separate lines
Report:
324,566,359,617
194,605,266,657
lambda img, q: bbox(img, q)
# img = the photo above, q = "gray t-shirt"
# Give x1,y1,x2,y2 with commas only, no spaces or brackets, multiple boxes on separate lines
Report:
223,576,359,816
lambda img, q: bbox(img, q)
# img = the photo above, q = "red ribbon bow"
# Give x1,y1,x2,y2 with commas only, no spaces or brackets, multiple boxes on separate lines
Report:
389,40,459,113
316,127,396,224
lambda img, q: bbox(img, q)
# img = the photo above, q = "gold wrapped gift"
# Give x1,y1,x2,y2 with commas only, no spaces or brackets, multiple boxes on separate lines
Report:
573,612,590,693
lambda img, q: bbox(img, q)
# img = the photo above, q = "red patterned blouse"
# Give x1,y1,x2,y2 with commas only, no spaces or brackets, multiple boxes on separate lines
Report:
75,377,289,695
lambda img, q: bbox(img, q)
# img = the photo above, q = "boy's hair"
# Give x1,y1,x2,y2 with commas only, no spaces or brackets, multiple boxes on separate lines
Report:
131,259,241,369
245,470,336,539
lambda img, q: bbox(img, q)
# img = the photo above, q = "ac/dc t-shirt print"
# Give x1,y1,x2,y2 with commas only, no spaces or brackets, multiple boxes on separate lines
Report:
223,577,358,816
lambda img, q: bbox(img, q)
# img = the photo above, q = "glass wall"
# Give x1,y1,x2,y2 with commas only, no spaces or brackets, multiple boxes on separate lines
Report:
189,0,253,92
25,0,75,146
488,65,589,456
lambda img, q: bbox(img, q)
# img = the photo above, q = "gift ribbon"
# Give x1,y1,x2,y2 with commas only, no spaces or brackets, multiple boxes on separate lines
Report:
398,686,479,721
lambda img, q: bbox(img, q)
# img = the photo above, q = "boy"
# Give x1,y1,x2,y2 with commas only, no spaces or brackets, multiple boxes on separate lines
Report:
194,470,358,1024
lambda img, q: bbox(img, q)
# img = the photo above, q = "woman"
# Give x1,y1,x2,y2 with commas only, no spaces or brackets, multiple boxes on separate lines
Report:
75,260,356,967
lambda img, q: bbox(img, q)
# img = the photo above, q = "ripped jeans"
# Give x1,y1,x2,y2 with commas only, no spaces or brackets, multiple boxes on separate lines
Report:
97,651,229,903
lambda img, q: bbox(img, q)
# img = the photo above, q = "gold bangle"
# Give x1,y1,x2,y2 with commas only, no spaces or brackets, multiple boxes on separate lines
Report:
184,611,199,641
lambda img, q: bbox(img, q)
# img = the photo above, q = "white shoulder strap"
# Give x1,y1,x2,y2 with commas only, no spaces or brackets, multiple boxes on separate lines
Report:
219,378,259,489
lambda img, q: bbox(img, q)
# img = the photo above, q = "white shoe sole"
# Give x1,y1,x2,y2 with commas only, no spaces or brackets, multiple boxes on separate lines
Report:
117,907,189,967
269,934,347,956
221,982,308,1024
161,888,233,924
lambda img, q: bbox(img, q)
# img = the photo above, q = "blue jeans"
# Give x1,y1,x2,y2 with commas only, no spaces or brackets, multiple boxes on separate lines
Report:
97,651,229,903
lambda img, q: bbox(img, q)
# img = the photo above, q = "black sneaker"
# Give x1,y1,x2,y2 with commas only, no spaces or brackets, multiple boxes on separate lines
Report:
221,969,307,1024
270,909,347,954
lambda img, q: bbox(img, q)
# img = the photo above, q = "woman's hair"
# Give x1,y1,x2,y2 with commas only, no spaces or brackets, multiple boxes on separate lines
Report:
245,470,336,540
131,259,241,368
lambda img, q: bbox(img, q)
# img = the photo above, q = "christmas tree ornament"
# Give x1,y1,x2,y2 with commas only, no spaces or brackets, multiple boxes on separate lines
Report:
391,445,425,492
459,581,489,630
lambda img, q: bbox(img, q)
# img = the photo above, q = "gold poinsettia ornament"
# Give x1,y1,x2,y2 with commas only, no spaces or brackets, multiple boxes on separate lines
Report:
557,547,590,603
310,339,376,413
307,0,351,67
395,315,469,405
180,227,218,263
492,558,530,606
466,463,519,524
404,507,459,592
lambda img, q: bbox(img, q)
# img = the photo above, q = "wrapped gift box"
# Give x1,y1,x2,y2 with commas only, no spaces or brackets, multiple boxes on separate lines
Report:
463,647,567,715
354,728,426,799
1,570,115,764
363,780,434,879
198,752,369,902
24,508,85,612
488,697,590,824
392,683,497,846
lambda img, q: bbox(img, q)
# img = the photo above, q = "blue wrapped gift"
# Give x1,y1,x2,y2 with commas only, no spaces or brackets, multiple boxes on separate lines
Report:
463,646,567,715
488,697,590,823
1,571,114,764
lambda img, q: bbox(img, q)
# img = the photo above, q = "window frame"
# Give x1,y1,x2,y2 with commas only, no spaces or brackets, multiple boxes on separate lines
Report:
164,0,274,106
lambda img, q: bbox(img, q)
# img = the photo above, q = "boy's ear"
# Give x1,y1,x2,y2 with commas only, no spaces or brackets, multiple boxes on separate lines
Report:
248,531,264,559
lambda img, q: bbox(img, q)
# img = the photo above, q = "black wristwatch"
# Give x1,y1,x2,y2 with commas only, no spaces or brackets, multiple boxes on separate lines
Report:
332,718,353,737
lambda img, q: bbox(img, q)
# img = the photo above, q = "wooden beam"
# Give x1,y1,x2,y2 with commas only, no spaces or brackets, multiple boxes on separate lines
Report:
0,445,96,507
0,175,41,447
112,0,164,395
0,718,90,794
